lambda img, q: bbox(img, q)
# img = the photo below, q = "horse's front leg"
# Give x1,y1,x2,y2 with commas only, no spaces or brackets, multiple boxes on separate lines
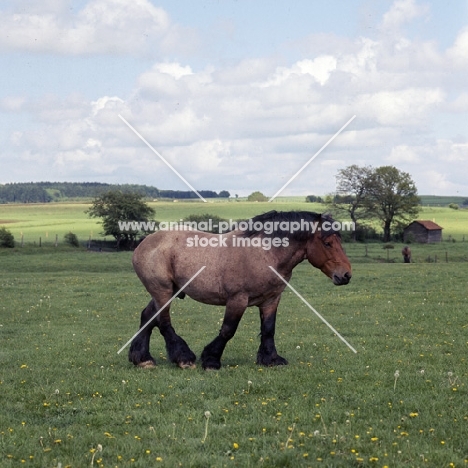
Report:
201,296,247,370
256,297,288,366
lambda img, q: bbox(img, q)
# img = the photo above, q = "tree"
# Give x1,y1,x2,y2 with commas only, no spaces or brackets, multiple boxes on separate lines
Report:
305,195,324,203
86,190,155,248
330,165,374,241
247,191,268,202
364,166,420,242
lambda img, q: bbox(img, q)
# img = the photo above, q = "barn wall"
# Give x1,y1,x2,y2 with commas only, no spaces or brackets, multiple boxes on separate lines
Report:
427,230,442,243
403,223,442,243
404,223,428,243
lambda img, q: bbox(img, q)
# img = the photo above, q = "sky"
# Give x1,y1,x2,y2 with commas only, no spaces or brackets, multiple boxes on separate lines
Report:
0,0,467,197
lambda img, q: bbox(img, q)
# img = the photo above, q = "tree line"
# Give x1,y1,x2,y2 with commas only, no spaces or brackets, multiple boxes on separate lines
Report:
0,182,230,203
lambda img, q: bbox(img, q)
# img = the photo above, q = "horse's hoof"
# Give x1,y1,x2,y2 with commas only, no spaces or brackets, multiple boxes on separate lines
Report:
256,355,288,366
202,359,221,371
178,362,196,369
137,360,156,369
270,356,288,366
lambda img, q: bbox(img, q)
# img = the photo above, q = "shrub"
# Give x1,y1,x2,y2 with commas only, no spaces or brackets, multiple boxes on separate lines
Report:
182,214,227,234
448,203,459,210
247,191,268,202
64,232,79,247
0,227,15,248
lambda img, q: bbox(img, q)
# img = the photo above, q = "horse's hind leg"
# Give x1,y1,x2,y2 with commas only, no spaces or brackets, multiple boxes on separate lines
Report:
128,299,159,368
129,298,196,369
256,297,288,366
156,307,196,369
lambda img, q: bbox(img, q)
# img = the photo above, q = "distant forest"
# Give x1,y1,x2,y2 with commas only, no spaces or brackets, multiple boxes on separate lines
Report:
0,182,230,203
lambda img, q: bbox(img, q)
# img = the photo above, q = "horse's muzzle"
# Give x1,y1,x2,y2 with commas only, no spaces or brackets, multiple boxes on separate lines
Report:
333,272,351,285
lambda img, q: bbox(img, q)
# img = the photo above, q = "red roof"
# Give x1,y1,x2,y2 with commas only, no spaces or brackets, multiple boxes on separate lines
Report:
411,220,443,230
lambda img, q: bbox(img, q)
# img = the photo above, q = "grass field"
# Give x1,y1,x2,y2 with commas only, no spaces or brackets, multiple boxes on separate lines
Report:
1,248,467,467
1,201,468,466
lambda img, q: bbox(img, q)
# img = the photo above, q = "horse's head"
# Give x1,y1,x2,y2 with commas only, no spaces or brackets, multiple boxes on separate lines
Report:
305,221,352,286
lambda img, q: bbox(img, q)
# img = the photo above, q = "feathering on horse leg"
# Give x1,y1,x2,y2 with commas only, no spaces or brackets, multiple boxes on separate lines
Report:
156,308,196,369
129,299,158,368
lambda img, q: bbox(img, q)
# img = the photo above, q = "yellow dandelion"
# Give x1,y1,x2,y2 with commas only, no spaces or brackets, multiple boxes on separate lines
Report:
409,412,418,418
233,442,239,449
156,457,163,462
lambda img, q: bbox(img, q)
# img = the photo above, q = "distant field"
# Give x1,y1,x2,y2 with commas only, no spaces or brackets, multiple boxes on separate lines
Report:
0,200,468,246
419,195,468,206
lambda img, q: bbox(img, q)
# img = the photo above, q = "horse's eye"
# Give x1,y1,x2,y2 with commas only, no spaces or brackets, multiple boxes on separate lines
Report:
324,241,332,248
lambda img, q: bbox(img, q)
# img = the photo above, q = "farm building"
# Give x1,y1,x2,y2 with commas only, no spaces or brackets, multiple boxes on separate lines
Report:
403,220,443,243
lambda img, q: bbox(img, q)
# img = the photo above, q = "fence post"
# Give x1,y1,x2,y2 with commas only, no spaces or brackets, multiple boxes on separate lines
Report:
445,251,448,263
21,233,24,247
365,245,368,257
39,237,41,247
55,234,58,247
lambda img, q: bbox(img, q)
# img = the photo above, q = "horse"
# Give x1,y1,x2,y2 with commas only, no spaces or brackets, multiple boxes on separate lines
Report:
402,246,411,263
128,210,352,370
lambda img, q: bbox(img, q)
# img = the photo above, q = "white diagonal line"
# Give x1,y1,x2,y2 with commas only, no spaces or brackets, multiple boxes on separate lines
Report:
269,266,357,353
117,266,206,354
268,115,356,202
118,114,207,203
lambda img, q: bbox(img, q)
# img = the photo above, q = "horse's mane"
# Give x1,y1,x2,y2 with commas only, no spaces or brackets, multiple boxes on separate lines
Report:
241,210,340,241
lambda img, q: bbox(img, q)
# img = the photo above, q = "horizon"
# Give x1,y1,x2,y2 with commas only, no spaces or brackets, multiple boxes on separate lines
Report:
0,180,467,200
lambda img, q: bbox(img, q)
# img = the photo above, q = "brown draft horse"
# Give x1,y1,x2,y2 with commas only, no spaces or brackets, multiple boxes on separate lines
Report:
129,211,352,370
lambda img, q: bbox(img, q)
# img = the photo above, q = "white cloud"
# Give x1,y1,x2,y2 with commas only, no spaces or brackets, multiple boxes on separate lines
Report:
388,145,421,163
447,27,468,68
0,0,197,56
354,87,445,126
0,96,27,112
381,0,429,31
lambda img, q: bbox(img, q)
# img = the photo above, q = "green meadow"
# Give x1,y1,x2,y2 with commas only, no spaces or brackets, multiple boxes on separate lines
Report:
1,200,468,467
